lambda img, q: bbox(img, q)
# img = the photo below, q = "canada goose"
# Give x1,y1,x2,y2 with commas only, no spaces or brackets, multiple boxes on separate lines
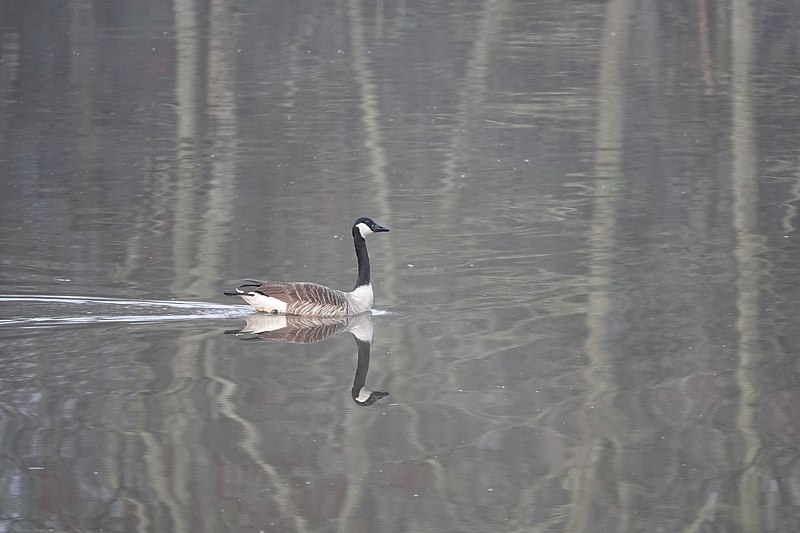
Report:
224,217,389,316
225,313,389,406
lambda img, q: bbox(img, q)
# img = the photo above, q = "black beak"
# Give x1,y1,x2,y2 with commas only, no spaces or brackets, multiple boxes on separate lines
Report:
373,224,390,233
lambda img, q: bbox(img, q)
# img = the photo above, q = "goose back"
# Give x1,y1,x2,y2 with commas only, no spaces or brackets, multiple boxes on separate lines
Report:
243,280,352,317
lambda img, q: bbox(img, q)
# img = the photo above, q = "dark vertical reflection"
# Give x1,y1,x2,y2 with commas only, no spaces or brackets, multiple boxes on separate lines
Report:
69,0,97,207
697,0,715,95
0,29,20,108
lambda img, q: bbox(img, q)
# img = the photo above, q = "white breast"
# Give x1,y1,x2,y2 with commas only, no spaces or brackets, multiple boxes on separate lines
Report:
346,284,374,315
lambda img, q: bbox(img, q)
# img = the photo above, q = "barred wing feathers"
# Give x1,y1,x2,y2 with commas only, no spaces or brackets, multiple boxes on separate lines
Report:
257,281,350,317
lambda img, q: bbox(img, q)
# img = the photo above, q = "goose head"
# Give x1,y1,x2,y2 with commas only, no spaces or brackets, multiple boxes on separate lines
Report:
353,217,390,238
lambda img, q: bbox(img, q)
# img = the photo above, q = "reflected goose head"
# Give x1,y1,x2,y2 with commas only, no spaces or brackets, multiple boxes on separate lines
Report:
352,388,390,406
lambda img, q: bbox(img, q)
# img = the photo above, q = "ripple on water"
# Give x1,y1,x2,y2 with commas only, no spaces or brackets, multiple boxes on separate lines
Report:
0,294,251,328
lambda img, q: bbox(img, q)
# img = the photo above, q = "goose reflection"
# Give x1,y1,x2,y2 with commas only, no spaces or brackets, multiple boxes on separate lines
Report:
225,313,388,406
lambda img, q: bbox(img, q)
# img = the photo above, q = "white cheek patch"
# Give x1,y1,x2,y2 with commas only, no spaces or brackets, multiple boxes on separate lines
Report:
355,388,373,403
241,293,288,314
356,222,373,238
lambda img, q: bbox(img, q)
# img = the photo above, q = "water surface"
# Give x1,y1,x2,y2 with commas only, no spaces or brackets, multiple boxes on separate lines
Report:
2,0,800,531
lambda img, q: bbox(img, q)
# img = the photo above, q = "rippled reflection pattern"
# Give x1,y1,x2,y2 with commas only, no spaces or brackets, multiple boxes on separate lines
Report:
2,0,800,531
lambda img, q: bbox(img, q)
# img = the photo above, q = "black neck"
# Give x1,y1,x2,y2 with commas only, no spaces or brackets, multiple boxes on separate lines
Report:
353,229,371,289
351,336,389,406
351,338,371,400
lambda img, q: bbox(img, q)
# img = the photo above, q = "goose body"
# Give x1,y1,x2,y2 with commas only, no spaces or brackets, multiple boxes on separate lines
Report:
225,217,389,317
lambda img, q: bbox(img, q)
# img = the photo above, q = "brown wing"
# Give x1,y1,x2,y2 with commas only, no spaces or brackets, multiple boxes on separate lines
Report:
256,281,350,317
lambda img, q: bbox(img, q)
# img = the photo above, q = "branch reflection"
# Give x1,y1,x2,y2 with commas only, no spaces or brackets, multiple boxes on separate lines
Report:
225,313,389,406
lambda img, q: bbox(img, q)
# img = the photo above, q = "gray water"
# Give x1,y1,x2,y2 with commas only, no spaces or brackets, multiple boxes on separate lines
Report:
2,1,800,531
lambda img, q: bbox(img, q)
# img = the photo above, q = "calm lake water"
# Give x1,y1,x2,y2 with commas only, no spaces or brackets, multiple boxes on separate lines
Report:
2,1,800,531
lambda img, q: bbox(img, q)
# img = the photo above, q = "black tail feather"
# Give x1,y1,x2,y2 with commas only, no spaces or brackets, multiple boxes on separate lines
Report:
225,279,265,297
